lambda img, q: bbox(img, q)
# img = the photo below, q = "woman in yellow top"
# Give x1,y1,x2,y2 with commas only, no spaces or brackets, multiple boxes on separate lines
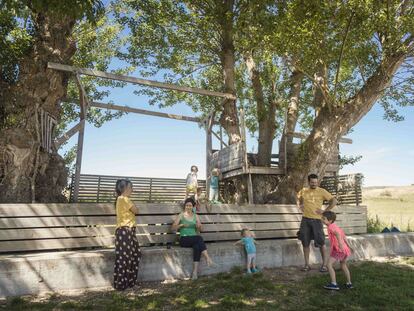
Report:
113,179,141,291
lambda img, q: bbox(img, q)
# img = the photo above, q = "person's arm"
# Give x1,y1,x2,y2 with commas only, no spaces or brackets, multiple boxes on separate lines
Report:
234,239,242,246
253,239,259,245
296,191,304,213
171,214,186,232
130,202,139,214
325,197,337,211
343,235,354,252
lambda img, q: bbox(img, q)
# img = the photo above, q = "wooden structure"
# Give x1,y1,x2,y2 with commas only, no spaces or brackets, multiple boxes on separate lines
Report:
0,203,367,253
47,62,234,202
320,173,363,205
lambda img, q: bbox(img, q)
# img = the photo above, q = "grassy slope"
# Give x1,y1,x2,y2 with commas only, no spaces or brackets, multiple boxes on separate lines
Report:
363,186,414,231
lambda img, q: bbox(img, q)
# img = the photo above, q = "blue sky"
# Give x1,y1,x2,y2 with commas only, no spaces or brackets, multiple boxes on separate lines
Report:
60,71,414,187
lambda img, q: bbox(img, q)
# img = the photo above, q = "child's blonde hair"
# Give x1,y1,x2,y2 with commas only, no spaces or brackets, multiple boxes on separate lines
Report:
212,168,219,176
241,228,250,237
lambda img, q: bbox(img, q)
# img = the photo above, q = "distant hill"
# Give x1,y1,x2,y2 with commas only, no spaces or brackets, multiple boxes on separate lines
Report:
363,185,414,200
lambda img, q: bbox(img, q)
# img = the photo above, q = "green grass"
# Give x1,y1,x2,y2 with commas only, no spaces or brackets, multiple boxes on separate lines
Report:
1,261,413,311
363,186,414,231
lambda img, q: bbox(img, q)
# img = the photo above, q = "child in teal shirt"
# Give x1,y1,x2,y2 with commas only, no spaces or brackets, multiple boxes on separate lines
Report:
235,228,259,274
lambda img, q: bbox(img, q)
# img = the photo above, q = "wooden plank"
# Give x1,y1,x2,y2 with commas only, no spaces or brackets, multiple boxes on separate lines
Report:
90,101,200,123
247,167,284,175
0,225,177,241
55,120,85,148
0,213,365,229
48,62,236,100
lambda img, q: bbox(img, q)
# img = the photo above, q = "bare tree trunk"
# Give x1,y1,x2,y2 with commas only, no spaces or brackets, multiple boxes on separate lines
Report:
0,9,76,203
218,0,241,144
268,52,408,203
279,70,304,170
244,53,277,166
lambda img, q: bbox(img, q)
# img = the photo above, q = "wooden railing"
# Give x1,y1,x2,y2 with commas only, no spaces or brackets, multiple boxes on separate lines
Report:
69,173,362,205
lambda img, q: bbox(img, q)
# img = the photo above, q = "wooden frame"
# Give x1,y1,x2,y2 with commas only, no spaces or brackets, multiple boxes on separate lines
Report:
48,62,234,202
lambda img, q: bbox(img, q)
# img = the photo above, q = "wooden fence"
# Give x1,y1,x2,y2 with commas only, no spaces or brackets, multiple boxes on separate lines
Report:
69,175,206,203
0,203,367,254
69,173,363,205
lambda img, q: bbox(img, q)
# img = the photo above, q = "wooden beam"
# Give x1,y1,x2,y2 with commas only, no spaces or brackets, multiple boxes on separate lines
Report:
48,62,236,100
288,132,352,144
205,112,214,201
89,101,200,123
211,130,228,148
239,108,254,204
72,74,89,203
55,120,85,148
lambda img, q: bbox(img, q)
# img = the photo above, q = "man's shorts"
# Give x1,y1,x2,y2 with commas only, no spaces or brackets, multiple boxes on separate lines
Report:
298,217,325,248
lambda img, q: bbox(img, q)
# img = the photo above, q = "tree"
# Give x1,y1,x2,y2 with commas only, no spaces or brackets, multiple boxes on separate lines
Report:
0,0,119,202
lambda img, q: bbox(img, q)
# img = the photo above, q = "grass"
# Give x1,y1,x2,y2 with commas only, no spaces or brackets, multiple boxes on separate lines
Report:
363,186,414,231
1,260,413,311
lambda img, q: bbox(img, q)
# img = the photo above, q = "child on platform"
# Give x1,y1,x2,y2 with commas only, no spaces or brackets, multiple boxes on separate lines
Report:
322,211,353,290
185,165,198,201
209,168,220,204
235,228,259,274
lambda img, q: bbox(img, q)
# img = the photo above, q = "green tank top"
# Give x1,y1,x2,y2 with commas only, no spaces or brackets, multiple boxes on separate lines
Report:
179,213,197,237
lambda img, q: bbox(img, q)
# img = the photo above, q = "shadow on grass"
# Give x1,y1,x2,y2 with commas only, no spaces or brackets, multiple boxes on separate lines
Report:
1,261,413,311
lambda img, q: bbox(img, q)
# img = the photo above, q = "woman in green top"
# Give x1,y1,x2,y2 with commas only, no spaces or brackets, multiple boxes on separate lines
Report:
172,197,214,279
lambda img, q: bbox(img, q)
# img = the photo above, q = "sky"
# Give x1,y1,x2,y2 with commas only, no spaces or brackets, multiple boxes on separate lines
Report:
60,70,414,188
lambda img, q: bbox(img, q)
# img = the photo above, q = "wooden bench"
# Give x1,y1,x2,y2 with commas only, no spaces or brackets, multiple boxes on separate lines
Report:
0,203,367,254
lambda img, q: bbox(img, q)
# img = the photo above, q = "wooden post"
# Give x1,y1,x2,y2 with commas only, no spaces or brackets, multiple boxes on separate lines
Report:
73,74,88,203
239,108,254,204
205,112,214,202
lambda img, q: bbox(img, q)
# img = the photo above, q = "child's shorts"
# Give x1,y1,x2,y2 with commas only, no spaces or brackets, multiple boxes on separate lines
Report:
247,253,256,263
186,185,197,194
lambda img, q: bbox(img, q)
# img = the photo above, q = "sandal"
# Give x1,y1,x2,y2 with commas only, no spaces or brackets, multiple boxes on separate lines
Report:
319,266,328,272
301,265,311,272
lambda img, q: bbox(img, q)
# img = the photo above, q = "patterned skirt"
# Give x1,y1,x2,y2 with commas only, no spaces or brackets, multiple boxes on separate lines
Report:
113,226,142,290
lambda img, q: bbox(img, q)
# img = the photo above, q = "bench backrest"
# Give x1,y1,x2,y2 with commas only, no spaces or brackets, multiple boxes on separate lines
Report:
0,203,367,254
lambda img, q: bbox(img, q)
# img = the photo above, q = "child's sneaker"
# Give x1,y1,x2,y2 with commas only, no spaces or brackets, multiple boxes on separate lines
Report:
345,283,354,289
323,283,339,291
251,268,260,273
246,269,252,274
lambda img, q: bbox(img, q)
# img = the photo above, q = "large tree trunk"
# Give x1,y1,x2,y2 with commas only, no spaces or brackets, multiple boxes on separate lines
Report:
244,53,277,167
0,9,76,202
268,51,408,203
218,0,241,144
279,70,304,170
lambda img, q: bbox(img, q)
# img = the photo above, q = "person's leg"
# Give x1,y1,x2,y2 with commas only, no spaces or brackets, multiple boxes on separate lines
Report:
312,219,327,270
320,245,328,269
213,188,219,203
192,261,199,280
299,218,311,269
246,254,252,273
209,187,215,202
251,254,257,270
197,236,214,266
340,259,351,284
327,256,337,284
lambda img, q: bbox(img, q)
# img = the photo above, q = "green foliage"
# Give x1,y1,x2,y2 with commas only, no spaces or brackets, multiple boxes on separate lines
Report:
339,154,362,169
367,214,386,233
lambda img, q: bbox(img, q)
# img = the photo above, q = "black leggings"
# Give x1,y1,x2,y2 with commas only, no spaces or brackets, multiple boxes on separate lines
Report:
179,236,207,262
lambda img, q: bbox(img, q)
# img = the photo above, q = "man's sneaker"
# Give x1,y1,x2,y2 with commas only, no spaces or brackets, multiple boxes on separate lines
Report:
345,283,354,289
324,283,340,290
